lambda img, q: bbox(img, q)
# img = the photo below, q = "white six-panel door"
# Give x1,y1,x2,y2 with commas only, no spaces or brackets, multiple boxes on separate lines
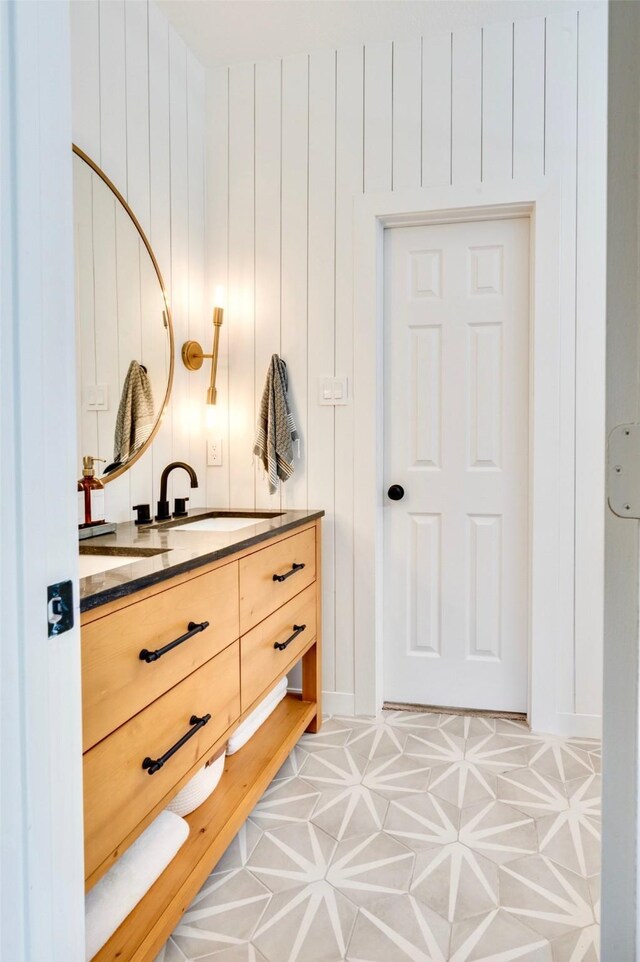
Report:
383,218,530,712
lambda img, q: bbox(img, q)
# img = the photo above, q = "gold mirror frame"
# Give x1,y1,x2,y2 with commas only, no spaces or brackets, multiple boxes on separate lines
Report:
72,144,174,484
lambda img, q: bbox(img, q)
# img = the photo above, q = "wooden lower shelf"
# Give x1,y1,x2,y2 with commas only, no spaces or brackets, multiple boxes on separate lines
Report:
93,694,317,962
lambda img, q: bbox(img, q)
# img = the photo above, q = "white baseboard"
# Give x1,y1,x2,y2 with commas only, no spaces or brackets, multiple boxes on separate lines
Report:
288,689,355,716
530,712,602,739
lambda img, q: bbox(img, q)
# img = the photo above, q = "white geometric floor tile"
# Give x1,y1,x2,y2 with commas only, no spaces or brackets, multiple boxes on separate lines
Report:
383,792,459,852
247,822,336,892
362,753,432,798
496,767,569,819
550,926,600,962
300,718,355,753
339,714,411,761
411,843,499,923
250,777,320,831
406,730,529,809
253,881,357,962
535,775,601,877
327,832,415,906
525,735,596,784
459,800,538,865
158,712,601,962
437,713,496,740
311,783,389,841
499,855,595,940
449,908,552,961
300,746,368,790
274,745,310,780
346,893,451,962
212,819,263,875
171,869,271,958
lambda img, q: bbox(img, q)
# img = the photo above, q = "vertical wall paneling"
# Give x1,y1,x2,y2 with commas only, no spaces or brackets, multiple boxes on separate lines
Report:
574,5,607,717
168,32,190,505
147,0,173,517
307,50,337,691
213,6,607,724
364,42,393,193
280,54,309,511
451,27,482,184
254,59,283,510
546,11,579,715
392,37,422,190
422,31,452,187
71,0,207,522
187,52,207,507
98,0,127,192
205,65,231,507
70,0,100,158
334,45,364,697
124,0,153,512
482,21,513,183
228,63,256,507
513,17,545,181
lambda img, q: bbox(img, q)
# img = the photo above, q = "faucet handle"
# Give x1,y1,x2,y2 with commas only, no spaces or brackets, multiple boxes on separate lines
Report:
173,497,189,518
132,503,152,526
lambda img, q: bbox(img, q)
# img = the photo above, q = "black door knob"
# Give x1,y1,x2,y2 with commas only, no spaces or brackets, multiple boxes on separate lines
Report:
388,484,405,501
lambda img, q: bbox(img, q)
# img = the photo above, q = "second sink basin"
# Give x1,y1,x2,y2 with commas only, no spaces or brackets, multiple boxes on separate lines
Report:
79,545,169,578
164,512,283,533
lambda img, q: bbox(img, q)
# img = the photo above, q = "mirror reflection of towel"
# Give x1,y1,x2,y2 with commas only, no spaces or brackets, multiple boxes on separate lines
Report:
108,361,154,472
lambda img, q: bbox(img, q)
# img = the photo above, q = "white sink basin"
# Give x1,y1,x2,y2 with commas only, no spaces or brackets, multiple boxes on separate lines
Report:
78,553,152,578
175,516,272,533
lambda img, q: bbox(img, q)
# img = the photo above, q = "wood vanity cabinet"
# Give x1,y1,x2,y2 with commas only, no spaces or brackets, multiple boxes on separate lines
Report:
81,519,322,962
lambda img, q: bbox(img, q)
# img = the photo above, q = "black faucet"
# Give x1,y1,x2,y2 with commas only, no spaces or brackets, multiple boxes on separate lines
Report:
155,461,199,521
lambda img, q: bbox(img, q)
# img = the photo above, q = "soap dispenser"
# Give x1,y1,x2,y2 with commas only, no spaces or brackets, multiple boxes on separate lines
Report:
78,456,106,527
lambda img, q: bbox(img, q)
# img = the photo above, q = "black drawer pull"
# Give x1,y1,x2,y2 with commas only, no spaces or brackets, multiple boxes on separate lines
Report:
139,620,210,663
274,624,306,651
273,562,305,583
142,713,211,775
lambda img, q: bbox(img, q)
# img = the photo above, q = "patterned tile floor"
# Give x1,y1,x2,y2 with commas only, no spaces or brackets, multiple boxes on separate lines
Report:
154,711,601,962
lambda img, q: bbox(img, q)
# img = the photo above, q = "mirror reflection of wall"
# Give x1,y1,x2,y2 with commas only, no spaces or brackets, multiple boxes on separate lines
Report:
73,148,173,482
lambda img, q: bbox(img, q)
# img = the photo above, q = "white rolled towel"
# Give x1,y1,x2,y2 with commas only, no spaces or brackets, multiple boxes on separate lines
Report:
227,677,288,755
85,810,189,961
165,750,226,817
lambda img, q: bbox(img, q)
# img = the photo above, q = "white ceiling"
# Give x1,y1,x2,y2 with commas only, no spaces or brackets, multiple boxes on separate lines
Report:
156,0,585,68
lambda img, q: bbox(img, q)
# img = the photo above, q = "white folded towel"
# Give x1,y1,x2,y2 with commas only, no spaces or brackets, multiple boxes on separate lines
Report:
165,750,226,817
85,810,189,961
227,677,288,755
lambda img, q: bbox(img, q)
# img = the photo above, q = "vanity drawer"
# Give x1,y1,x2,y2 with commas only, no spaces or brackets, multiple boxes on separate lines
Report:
239,526,316,633
83,641,240,881
82,561,239,751
241,584,317,710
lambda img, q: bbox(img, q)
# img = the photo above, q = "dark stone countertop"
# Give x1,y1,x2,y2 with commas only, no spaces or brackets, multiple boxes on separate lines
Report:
79,508,324,613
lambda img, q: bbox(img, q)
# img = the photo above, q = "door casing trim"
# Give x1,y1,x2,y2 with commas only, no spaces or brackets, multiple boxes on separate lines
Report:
352,181,596,735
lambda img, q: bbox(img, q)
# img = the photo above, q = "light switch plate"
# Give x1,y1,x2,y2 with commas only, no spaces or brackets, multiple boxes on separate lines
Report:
84,384,109,411
319,376,349,406
207,438,223,466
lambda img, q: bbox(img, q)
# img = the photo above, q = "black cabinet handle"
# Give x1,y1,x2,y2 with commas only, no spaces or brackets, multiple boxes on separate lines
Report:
273,562,305,583
139,620,209,663
142,713,211,775
274,624,306,651
388,484,405,501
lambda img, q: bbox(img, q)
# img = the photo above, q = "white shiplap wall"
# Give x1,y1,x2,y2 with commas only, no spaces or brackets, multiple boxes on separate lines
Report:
70,0,208,521
206,4,607,725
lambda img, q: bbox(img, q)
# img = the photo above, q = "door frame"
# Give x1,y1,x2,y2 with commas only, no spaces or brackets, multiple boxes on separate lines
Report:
353,180,585,734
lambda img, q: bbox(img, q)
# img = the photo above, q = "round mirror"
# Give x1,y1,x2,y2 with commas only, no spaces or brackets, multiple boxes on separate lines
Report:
72,145,173,483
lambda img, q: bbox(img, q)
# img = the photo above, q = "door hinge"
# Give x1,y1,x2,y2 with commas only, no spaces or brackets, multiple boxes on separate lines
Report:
608,423,640,518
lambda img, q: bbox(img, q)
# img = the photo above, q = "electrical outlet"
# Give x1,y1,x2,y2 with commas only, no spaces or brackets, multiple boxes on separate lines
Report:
207,438,223,466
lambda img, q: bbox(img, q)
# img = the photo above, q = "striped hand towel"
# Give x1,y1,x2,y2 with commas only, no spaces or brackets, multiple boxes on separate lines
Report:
253,354,299,494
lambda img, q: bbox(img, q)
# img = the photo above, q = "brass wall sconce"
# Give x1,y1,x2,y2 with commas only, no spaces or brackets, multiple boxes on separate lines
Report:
181,288,224,406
